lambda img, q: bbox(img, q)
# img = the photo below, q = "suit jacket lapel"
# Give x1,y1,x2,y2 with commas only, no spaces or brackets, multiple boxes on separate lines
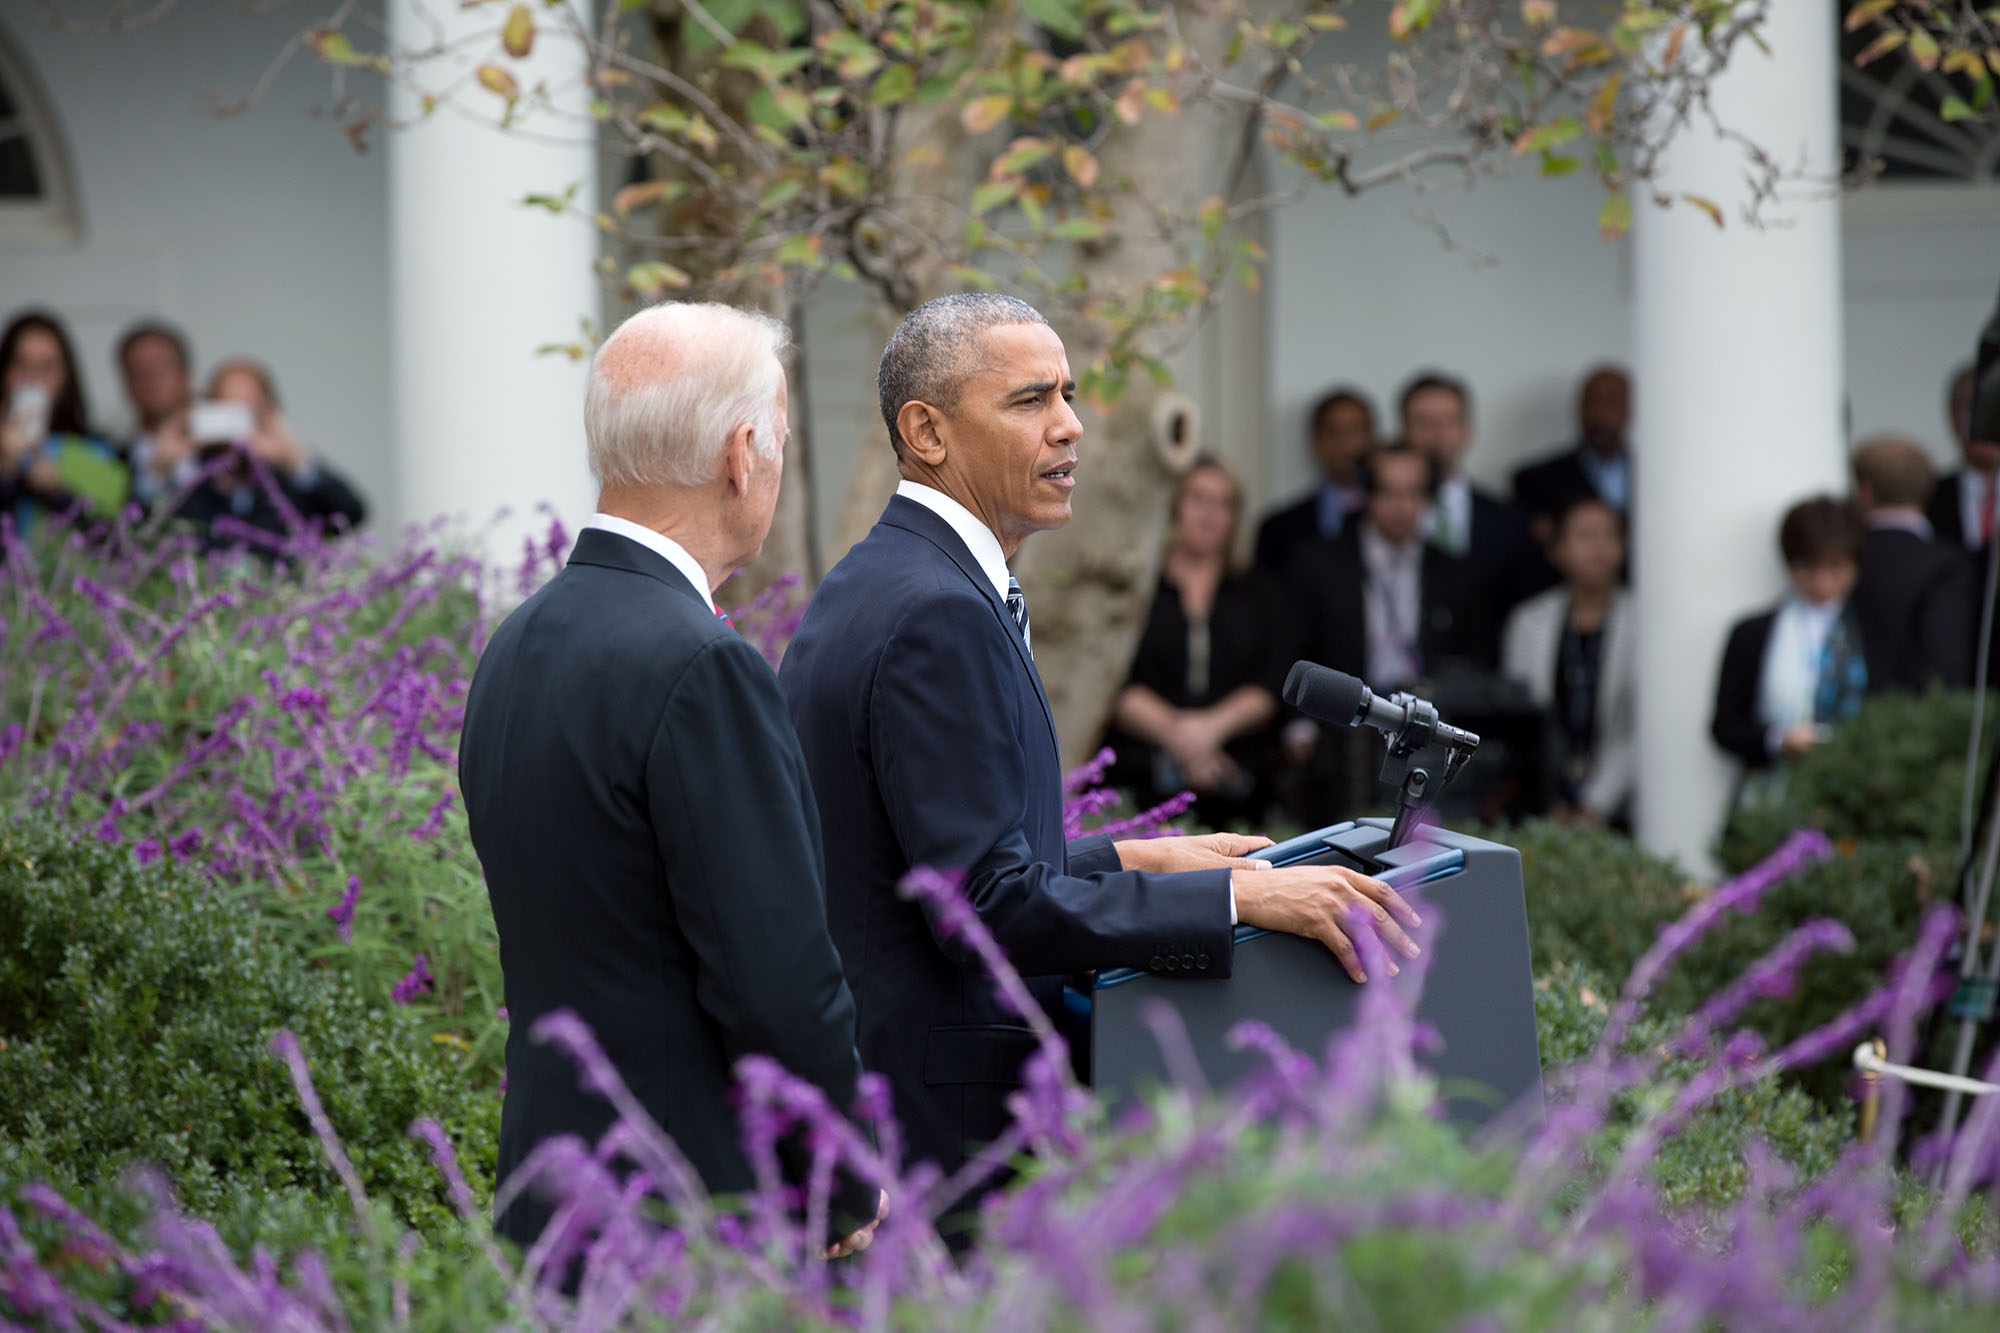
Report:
878,496,1061,754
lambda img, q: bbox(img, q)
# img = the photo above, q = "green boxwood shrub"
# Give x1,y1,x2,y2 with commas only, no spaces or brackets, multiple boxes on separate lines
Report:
1717,688,1988,873
0,819,499,1230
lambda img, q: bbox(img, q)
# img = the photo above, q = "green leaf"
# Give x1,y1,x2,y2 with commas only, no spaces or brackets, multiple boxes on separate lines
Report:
773,233,823,267
626,261,692,295
1539,151,1580,177
1595,140,1620,178
759,179,806,210
1908,29,1940,71
1940,94,1976,122
943,264,1001,292
1020,0,1086,41
1598,191,1631,241
1050,218,1106,241
971,180,1018,215
1513,115,1583,155
992,138,1054,175
869,65,918,106
501,4,535,59
747,85,812,132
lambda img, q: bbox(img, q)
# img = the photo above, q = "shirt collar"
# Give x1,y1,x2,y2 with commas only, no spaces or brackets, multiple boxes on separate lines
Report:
1358,520,1422,572
582,512,716,608
1869,509,1934,539
895,479,1012,603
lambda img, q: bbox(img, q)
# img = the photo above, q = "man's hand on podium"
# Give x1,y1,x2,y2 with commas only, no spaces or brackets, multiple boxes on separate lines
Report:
1232,865,1422,985
1113,832,1274,874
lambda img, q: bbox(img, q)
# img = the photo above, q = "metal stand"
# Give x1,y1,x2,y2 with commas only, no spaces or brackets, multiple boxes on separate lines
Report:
1376,694,1479,851
1935,527,2000,1163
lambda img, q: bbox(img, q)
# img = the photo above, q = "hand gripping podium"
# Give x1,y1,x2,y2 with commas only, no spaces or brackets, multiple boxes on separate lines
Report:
1090,819,1543,1128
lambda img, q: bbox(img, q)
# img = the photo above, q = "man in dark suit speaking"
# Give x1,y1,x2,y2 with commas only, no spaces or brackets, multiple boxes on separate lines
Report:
460,303,878,1255
779,294,1421,1209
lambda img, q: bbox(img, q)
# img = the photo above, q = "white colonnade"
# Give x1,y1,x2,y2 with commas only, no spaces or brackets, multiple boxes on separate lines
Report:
386,1,601,566
1632,5,1848,875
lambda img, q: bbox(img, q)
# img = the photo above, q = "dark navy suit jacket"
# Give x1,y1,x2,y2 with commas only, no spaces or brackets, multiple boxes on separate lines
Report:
461,528,872,1247
779,495,1232,1188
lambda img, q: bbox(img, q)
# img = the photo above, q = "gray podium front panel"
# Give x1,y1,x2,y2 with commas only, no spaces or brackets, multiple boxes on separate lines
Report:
1090,819,1544,1127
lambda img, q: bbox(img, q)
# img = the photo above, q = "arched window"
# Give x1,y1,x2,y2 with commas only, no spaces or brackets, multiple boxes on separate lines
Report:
0,20,82,247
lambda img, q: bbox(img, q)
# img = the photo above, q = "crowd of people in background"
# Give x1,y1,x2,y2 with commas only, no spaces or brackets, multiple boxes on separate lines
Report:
1108,361,1999,835
0,307,367,553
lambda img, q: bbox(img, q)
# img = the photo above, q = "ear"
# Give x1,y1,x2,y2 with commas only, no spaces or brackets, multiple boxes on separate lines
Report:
720,420,758,495
896,400,949,467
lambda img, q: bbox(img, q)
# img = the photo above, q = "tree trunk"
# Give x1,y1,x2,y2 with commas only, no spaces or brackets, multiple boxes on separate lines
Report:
1002,28,1274,765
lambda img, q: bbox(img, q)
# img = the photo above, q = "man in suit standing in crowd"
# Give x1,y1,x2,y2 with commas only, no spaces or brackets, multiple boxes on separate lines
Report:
461,303,879,1256
1291,441,1492,686
1850,434,1973,691
1927,364,1999,553
1511,365,1633,546
780,295,1421,1228
1398,371,1535,613
1254,387,1377,573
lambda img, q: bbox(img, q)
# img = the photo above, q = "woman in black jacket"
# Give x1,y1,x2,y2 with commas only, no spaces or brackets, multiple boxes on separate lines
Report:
1712,496,1871,772
1104,457,1288,828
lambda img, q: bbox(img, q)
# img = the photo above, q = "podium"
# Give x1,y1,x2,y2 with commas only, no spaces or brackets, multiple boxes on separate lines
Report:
1090,819,1543,1127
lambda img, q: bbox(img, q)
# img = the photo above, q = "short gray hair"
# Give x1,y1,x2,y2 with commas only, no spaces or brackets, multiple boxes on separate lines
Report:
878,293,1048,456
585,302,790,489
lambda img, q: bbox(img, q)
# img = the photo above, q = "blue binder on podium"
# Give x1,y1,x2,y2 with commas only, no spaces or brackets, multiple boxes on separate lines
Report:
1090,818,1544,1128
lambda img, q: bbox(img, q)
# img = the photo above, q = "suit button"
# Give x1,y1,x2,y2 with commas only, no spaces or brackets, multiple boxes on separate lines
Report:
1149,956,1164,971
1181,954,1197,970
1195,954,1210,971
1164,956,1180,972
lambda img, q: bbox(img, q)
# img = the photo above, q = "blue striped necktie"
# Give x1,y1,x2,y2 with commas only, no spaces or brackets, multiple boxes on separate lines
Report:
1005,575,1031,653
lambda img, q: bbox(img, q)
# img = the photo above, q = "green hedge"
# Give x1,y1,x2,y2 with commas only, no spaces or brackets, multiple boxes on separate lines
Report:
0,819,499,1230
1717,688,1987,872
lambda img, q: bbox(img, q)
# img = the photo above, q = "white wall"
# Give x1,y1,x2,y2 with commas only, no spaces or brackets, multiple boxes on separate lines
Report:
0,8,391,519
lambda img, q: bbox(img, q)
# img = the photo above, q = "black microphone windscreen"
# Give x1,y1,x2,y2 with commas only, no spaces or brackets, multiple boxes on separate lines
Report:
1283,661,1366,724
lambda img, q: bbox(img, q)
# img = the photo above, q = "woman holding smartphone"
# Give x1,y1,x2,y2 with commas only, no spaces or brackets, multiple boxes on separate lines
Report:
1,310,131,537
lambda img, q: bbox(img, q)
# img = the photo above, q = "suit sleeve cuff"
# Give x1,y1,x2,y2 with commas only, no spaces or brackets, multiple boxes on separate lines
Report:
1065,833,1121,878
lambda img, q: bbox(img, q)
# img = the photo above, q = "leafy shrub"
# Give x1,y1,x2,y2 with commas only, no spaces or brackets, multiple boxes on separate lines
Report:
1534,960,1852,1206
5,858,1993,1331
1504,818,1693,982
1654,840,1944,1105
1717,688,1989,873
0,819,498,1229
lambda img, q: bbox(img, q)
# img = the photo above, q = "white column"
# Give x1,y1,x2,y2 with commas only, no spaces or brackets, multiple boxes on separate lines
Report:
386,2,599,562
1632,6,1846,876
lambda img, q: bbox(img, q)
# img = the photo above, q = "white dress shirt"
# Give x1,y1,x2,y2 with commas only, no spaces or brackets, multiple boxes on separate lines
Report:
583,512,718,611
1961,470,1998,550
1359,521,1425,687
895,479,1026,649
1425,473,1474,557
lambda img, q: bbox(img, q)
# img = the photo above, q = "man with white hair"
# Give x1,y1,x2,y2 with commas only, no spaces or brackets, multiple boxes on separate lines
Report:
460,302,879,1256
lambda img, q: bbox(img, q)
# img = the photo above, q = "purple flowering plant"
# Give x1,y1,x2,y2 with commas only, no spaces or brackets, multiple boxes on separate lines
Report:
0,500,1172,1090
6,833,2000,1329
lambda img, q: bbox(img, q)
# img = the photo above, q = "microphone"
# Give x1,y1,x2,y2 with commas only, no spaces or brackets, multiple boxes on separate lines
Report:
1282,661,1481,754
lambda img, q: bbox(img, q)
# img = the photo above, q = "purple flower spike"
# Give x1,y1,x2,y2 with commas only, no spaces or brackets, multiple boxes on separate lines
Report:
391,951,433,1005
326,876,361,945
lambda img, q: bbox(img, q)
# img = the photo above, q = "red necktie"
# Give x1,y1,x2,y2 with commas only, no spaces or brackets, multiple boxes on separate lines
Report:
1982,477,1995,548
716,606,735,631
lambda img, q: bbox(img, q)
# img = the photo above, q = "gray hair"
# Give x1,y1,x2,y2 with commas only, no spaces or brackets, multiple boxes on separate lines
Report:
585,302,789,489
877,293,1048,456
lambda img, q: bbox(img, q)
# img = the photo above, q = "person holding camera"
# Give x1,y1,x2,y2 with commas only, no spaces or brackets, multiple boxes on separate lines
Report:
158,358,367,548
1,310,130,538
